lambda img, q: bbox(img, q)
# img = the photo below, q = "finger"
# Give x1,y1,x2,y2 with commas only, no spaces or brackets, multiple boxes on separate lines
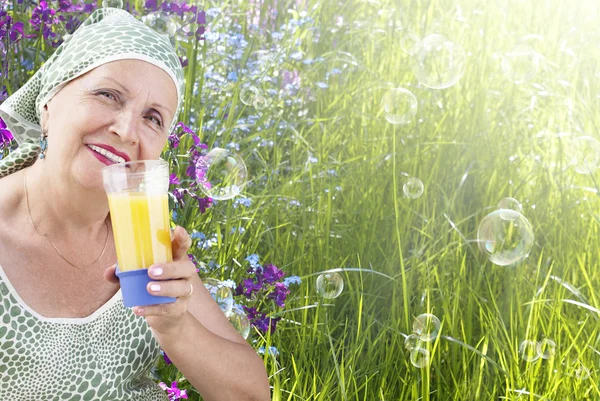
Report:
172,225,193,261
133,300,184,317
103,263,120,284
148,258,196,281
147,279,192,298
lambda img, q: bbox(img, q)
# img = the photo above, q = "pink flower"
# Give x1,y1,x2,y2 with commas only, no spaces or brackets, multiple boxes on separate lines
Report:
158,381,188,400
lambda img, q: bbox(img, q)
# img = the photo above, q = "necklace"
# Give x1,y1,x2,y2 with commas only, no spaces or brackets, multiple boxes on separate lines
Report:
23,169,110,269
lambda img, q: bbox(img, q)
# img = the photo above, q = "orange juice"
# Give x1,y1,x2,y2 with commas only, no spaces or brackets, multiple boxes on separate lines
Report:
107,191,173,271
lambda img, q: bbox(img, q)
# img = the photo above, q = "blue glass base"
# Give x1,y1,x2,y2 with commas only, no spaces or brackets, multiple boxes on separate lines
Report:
115,264,176,308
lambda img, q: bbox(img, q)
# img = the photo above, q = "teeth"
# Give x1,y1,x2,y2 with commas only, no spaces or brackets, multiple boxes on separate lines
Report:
88,145,126,164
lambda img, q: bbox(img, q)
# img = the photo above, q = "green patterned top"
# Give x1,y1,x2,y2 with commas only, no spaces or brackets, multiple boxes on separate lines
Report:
0,264,168,400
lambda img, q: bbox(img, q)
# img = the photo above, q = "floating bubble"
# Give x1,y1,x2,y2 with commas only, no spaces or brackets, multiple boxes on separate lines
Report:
574,360,591,380
410,348,430,368
403,178,424,199
536,339,556,359
519,340,540,362
226,304,251,339
477,209,534,266
498,197,523,213
316,272,344,299
566,136,600,174
381,88,418,125
142,12,178,38
203,278,234,315
404,334,420,351
251,50,278,67
252,93,269,110
102,0,123,8
412,314,441,342
501,45,540,84
240,87,257,105
411,34,466,89
195,148,248,200
400,33,420,55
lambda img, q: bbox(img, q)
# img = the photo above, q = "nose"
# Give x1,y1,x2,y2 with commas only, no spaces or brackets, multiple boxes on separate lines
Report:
110,109,141,147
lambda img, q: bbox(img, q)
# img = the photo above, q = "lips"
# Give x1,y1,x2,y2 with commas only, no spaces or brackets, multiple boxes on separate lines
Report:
89,144,131,162
87,145,120,166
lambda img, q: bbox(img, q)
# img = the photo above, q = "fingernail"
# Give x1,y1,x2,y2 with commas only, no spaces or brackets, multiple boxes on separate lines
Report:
149,266,163,276
135,307,144,315
150,284,161,292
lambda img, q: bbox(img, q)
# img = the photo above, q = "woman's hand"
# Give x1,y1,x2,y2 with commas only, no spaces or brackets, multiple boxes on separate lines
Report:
103,225,196,337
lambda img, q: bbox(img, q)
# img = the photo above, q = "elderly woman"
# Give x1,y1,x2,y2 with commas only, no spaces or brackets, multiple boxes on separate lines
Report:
0,7,270,401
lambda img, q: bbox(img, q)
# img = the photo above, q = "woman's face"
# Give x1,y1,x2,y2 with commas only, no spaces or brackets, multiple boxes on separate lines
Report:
40,59,178,192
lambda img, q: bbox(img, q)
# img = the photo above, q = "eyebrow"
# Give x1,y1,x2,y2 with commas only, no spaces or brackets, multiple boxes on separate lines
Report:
97,76,173,118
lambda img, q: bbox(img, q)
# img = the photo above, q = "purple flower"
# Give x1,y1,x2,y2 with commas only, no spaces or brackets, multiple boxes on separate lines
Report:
267,282,290,308
261,264,285,284
162,350,172,364
0,15,24,43
29,1,58,43
144,0,158,10
195,195,212,214
176,121,200,146
236,278,263,297
158,381,188,400
195,10,206,40
0,117,13,148
169,173,181,186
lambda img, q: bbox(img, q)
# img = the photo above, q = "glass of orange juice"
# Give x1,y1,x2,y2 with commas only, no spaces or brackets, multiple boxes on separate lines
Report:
101,160,175,308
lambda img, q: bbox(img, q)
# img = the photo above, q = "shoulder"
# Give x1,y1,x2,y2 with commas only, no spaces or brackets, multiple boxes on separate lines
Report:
0,171,24,228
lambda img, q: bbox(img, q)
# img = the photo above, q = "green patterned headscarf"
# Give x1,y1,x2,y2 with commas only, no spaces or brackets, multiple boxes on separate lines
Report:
0,6,185,178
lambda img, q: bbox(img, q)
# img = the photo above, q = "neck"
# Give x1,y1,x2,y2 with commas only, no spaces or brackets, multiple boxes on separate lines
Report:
22,163,111,241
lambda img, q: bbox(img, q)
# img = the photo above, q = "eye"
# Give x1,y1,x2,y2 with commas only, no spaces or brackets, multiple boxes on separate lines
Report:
146,115,163,127
98,90,117,101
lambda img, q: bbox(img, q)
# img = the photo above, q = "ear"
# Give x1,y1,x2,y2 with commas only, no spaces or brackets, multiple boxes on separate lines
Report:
40,104,49,133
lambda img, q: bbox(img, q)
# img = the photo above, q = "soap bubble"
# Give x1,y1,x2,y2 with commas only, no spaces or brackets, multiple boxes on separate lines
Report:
195,148,248,200
404,334,420,351
574,360,591,380
142,12,178,38
240,86,259,106
498,197,523,213
226,304,251,339
519,340,540,362
566,136,600,174
411,34,466,89
102,0,123,8
477,209,534,266
413,314,441,342
501,45,540,84
252,93,270,110
316,272,344,299
400,33,420,55
203,278,234,315
410,348,430,368
536,339,556,359
381,88,418,125
403,178,424,199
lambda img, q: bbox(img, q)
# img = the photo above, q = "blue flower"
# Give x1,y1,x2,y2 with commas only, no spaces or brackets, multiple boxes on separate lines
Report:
316,82,329,89
191,232,206,240
257,346,279,356
283,276,302,287
220,279,237,289
227,71,238,82
233,197,252,208
245,254,261,269
230,226,246,234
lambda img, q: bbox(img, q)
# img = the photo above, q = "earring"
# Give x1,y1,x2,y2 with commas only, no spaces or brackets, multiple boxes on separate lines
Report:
38,131,48,160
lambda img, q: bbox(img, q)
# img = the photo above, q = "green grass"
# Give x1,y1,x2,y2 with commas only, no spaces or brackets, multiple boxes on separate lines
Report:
233,0,600,399
4,0,600,399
